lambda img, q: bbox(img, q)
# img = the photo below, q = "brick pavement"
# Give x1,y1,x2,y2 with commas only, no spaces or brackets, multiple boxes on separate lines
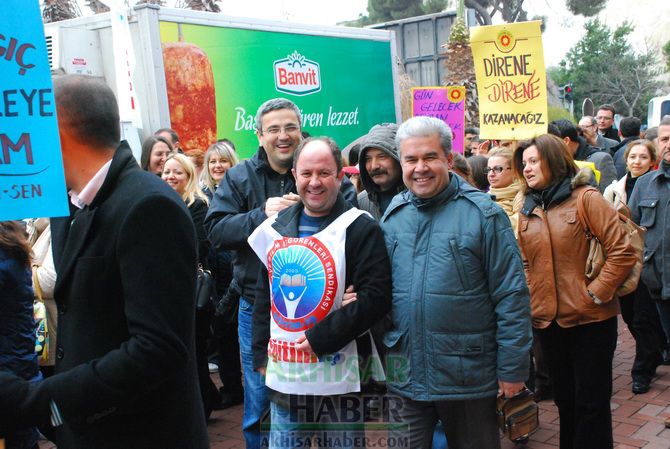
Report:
39,317,670,448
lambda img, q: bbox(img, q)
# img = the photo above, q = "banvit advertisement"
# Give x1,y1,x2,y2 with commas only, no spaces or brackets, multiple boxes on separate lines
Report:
159,22,397,159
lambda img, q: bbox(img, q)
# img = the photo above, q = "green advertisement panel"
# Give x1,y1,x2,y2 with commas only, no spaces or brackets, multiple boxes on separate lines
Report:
159,22,397,159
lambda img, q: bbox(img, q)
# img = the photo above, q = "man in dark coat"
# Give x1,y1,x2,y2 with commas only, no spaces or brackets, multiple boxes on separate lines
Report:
0,75,208,449
550,119,618,192
596,104,620,142
205,98,357,449
250,137,391,447
611,116,642,178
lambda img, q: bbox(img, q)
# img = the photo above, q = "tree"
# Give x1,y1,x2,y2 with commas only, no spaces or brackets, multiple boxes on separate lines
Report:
344,0,610,27
464,0,527,26
86,0,109,13
368,0,425,22
42,0,80,23
663,40,670,73
441,0,480,126
554,20,661,120
180,0,221,12
565,0,609,17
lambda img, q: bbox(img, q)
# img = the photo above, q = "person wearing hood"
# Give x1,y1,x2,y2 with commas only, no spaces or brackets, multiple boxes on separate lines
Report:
550,119,618,193
358,123,405,220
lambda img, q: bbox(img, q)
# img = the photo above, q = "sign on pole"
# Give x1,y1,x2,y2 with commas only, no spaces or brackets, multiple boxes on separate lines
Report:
470,21,548,140
411,86,465,154
0,0,68,220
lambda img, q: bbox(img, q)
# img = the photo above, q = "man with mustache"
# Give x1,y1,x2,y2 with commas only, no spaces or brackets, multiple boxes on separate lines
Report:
358,123,405,219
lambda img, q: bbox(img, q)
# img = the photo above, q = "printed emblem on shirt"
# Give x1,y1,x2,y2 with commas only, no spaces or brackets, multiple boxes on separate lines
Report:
267,237,337,332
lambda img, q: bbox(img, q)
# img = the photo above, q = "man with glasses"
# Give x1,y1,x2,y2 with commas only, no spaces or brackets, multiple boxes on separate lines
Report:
205,98,357,449
579,116,618,152
596,104,620,142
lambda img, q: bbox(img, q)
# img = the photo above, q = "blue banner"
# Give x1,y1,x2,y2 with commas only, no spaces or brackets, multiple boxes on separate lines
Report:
0,0,68,220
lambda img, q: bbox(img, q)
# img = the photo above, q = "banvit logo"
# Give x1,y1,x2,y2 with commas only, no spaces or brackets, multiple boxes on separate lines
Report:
274,51,321,96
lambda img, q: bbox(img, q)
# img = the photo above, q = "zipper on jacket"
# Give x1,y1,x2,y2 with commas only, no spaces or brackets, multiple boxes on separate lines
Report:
419,210,436,395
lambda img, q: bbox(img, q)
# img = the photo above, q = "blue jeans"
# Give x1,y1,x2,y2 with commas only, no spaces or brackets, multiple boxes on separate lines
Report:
432,421,448,449
239,297,270,449
268,397,364,449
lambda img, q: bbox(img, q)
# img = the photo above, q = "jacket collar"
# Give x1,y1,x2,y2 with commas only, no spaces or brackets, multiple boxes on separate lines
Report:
53,141,137,297
574,137,598,161
648,160,670,182
521,168,593,215
253,146,293,179
89,141,137,209
272,193,351,237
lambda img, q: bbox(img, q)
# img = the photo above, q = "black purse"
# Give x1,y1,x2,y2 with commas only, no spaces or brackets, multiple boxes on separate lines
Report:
196,265,217,311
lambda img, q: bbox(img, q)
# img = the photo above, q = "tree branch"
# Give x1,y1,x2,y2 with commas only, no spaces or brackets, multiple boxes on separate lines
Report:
464,0,492,24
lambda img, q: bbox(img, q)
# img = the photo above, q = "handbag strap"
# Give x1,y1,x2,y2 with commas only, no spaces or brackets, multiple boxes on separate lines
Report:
32,265,44,302
576,187,598,240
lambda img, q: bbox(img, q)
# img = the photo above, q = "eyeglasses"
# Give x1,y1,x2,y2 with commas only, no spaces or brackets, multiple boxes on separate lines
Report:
262,125,300,135
486,166,511,174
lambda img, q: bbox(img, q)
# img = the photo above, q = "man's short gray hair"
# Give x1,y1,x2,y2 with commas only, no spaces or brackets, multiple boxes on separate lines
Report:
255,98,302,132
396,116,453,156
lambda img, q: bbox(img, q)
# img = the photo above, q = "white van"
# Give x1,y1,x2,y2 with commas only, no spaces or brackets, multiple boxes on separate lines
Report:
648,94,670,127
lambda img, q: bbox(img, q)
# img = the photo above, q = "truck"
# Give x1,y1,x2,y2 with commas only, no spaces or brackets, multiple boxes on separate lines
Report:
647,94,670,128
44,4,400,160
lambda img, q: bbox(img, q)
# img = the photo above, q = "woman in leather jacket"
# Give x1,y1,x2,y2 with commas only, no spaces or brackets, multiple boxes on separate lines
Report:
514,134,636,449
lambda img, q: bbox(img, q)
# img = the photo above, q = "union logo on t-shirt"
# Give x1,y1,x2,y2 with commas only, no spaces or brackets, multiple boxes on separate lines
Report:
267,236,337,332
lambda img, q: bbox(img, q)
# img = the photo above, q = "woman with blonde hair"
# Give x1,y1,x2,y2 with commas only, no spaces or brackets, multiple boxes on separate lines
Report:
514,134,636,448
199,141,244,408
200,141,239,199
486,146,522,233
161,153,219,417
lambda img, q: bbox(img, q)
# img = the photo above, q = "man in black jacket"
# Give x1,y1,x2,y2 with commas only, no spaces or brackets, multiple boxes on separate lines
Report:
611,116,642,178
596,104,620,142
205,98,357,449
550,119,618,192
249,137,391,448
0,75,208,448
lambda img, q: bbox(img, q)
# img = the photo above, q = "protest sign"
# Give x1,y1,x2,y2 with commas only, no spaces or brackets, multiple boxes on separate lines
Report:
411,86,465,154
0,0,68,221
470,21,547,140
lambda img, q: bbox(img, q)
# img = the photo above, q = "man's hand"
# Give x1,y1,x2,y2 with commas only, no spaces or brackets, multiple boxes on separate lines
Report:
295,334,314,356
342,285,357,307
498,380,525,399
257,367,266,376
0,372,49,435
265,193,300,217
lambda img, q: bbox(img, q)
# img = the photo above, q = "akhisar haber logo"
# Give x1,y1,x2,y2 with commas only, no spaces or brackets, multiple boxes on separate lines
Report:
274,51,321,96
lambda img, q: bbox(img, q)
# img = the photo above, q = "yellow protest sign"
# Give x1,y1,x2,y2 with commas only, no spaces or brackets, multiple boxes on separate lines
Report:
470,21,547,140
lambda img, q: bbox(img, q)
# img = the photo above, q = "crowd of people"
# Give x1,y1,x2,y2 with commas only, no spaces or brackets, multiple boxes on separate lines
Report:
1,74,669,449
